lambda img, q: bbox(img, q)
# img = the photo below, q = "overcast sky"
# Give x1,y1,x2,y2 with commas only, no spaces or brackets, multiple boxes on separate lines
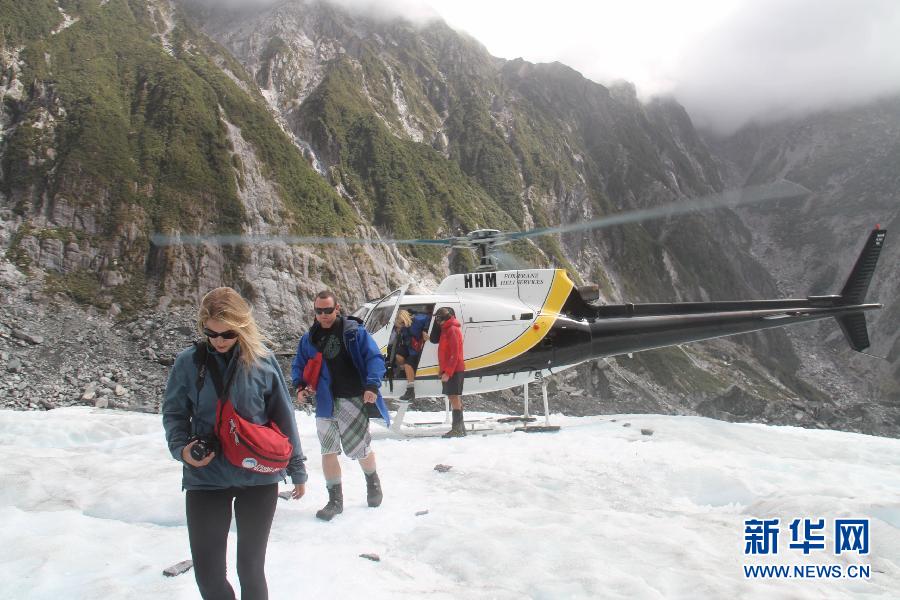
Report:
326,0,900,133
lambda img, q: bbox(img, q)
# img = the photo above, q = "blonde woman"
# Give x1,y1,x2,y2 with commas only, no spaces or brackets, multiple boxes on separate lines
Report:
163,287,306,600
393,309,430,401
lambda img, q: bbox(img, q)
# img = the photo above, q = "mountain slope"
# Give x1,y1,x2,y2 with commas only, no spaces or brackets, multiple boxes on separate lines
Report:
0,0,889,434
0,0,398,324
705,97,900,430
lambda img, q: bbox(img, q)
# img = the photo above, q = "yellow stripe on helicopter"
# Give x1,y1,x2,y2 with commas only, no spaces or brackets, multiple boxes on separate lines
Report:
416,269,574,376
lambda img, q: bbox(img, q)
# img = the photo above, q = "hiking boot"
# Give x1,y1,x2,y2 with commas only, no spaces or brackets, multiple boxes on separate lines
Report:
442,409,467,438
315,484,343,521
399,385,415,401
441,424,467,438
365,472,383,507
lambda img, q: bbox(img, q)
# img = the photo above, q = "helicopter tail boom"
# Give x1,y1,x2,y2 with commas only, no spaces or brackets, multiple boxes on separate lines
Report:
554,227,888,361
583,302,881,360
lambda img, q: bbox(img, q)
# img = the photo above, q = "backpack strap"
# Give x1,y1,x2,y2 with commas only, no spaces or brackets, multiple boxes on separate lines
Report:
193,341,209,394
205,348,238,401
192,340,238,404
210,350,241,442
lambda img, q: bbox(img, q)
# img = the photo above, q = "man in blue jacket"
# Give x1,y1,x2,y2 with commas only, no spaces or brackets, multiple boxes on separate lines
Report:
292,290,389,521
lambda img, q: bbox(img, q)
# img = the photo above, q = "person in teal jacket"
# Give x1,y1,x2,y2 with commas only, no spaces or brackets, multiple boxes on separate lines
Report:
163,287,307,600
291,289,388,521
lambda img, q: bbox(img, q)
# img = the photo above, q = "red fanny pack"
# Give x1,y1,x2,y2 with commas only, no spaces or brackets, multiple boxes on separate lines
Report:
216,398,293,473
302,352,323,390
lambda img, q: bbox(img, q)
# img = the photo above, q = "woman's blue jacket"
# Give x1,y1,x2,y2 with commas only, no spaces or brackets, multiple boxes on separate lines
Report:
162,344,308,490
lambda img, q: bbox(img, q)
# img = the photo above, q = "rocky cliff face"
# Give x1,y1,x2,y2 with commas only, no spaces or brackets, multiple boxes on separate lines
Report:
705,97,900,432
0,0,893,435
0,0,416,333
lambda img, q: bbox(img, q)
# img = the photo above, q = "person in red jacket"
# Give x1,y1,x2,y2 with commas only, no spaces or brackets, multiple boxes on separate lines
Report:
434,307,467,438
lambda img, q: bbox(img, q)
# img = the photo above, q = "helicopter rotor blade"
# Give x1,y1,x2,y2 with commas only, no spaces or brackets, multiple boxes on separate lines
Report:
507,180,811,241
150,232,456,248
150,181,809,250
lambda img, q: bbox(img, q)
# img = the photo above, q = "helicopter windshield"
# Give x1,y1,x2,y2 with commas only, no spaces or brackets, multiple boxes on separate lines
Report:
352,302,374,322
364,288,404,334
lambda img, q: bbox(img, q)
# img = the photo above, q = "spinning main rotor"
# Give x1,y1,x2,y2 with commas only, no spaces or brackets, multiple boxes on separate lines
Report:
150,181,810,271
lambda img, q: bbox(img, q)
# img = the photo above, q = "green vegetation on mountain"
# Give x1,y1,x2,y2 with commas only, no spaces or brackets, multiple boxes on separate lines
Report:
2,0,353,240
256,35,288,89
631,346,729,395
444,95,523,224
300,55,517,264
0,0,365,316
180,25,358,234
0,0,61,47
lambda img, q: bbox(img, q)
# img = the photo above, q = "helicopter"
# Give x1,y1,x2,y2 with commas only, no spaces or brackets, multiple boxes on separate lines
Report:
152,181,888,433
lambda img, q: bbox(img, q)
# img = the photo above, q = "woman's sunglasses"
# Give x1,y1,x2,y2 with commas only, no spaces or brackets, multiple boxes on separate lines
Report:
314,306,336,315
203,328,239,340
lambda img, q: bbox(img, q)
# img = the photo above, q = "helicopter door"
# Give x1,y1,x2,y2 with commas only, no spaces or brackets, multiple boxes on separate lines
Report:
363,285,409,351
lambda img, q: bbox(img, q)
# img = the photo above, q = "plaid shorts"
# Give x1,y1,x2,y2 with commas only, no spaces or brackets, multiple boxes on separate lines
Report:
316,395,372,459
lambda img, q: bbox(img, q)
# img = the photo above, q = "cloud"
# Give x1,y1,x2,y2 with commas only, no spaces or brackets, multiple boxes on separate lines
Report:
671,0,900,132
419,0,900,133
326,0,442,24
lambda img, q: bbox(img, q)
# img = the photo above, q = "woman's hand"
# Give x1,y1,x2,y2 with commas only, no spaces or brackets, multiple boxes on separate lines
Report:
181,441,215,468
291,484,305,500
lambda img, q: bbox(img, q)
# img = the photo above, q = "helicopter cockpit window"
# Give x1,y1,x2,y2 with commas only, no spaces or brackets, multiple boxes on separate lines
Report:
352,303,373,321
366,305,394,334
364,289,403,334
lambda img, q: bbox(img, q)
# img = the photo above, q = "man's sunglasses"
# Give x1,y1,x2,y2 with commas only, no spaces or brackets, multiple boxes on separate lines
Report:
203,328,239,340
314,306,336,315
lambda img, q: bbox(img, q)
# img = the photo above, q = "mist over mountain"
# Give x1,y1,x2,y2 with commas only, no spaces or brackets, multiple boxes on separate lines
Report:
703,96,900,409
669,0,900,133
0,0,895,434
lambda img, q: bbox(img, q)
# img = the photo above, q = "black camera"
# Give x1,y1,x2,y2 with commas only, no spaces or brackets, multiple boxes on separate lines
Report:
188,435,219,461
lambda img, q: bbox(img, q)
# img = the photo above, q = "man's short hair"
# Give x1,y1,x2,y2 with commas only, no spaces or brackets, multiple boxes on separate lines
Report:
435,306,454,319
315,290,337,305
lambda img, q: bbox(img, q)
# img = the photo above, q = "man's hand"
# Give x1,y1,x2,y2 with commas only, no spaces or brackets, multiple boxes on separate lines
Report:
181,441,215,468
297,388,314,404
363,390,377,404
441,373,449,383
291,483,305,500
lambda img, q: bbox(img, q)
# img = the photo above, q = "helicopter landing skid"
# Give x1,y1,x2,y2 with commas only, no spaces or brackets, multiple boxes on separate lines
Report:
514,424,562,433
496,416,537,424
381,417,500,438
398,427,496,438
385,375,559,435
387,402,492,436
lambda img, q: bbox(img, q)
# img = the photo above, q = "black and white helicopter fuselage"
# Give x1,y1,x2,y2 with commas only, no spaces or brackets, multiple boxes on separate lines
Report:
359,228,886,411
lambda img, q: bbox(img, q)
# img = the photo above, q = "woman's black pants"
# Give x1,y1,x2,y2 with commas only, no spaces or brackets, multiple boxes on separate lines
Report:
185,484,279,600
